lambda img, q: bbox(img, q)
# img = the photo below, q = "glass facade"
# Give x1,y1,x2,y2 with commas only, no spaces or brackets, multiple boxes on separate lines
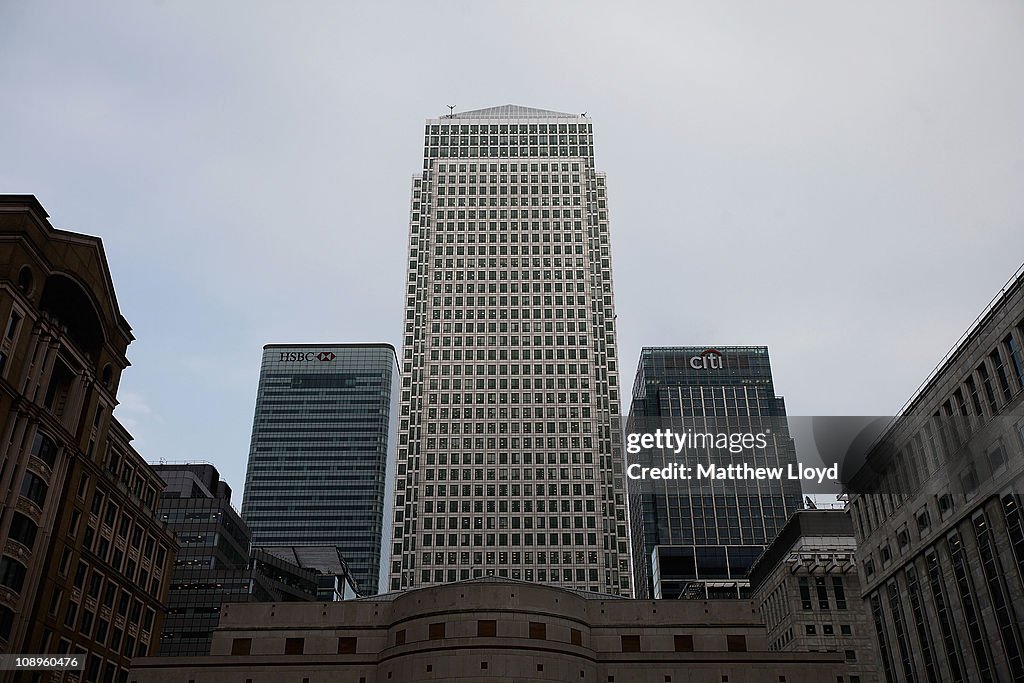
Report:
240,344,400,595
388,105,632,596
155,465,325,656
627,346,803,599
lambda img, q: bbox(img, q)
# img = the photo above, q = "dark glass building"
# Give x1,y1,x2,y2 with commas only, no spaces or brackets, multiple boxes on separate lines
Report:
154,464,348,656
240,344,400,595
627,346,803,599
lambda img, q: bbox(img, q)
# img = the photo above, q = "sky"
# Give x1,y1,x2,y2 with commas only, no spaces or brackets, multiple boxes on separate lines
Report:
2,1,1023,501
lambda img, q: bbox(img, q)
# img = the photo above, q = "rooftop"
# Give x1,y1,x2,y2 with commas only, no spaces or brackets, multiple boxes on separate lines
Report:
441,104,583,120
357,576,627,602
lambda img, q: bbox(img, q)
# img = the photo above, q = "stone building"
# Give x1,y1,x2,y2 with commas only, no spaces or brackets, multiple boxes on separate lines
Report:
130,578,847,683
0,195,177,682
847,263,1024,682
748,509,879,682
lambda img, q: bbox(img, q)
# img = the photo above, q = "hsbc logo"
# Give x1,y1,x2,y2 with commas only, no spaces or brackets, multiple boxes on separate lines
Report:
689,348,724,370
278,351,337,362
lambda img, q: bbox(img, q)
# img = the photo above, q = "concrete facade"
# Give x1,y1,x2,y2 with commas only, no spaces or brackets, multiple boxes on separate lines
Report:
130,578,845,683
389,105,633,596
847,264,1024,682
749,510,879,683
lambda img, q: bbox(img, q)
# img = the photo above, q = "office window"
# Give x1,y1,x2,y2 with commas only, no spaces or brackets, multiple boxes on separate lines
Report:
621,635,640,652
674,634,694,652
231,638,251,655
429,622,445,640
727,635,746,652
337,637,357,654
530,622,547,640
478,620,496,637
284,638,304,655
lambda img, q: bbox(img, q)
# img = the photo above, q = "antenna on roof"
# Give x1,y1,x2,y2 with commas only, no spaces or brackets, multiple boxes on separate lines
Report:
582,111,587,117
447,104,456,118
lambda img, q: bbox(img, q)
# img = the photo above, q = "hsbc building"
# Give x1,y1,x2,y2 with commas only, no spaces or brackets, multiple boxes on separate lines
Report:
240,343,400,595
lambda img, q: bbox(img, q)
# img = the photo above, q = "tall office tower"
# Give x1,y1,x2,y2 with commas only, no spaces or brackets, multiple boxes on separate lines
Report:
0,196,176,682
240,344,400,595
847,265,1024,683
388,105,632,596
627,346,803,599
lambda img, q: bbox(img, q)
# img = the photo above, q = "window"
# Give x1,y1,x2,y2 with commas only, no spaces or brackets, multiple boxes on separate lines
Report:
0,556,28,593
0,606,14,641
845,650,857,662
832,577,847,610
231,638,251,655
805,625,816,635
20,471,48,507
478,620,496,637
727,635,746,652
395,629,406,646
30,432,58,468
674,634,694,652
571,628,582,646
337,637,357,654
6,310,21,340
880,544,892,564
428,622,445,640
989,442,1008,472
530,622,547,640
8,512,38,549
798,577,812,609
64,602,78,628
937,493,954,518
284,638,304,655
620,635,640,652
916,508,931,533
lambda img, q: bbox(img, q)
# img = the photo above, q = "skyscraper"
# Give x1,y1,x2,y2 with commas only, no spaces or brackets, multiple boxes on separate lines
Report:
388,105,632,596
627,346,803,599
240,343,399,595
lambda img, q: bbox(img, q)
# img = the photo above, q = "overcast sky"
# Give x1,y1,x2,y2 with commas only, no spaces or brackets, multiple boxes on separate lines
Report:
2,1,1023,500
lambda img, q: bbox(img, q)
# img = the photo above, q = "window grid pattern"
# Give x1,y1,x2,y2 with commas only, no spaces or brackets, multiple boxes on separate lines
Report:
389,111,631,596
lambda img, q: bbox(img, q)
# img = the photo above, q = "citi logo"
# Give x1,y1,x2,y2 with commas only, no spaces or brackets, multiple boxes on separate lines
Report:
689,348,724,370
278,351,337,362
